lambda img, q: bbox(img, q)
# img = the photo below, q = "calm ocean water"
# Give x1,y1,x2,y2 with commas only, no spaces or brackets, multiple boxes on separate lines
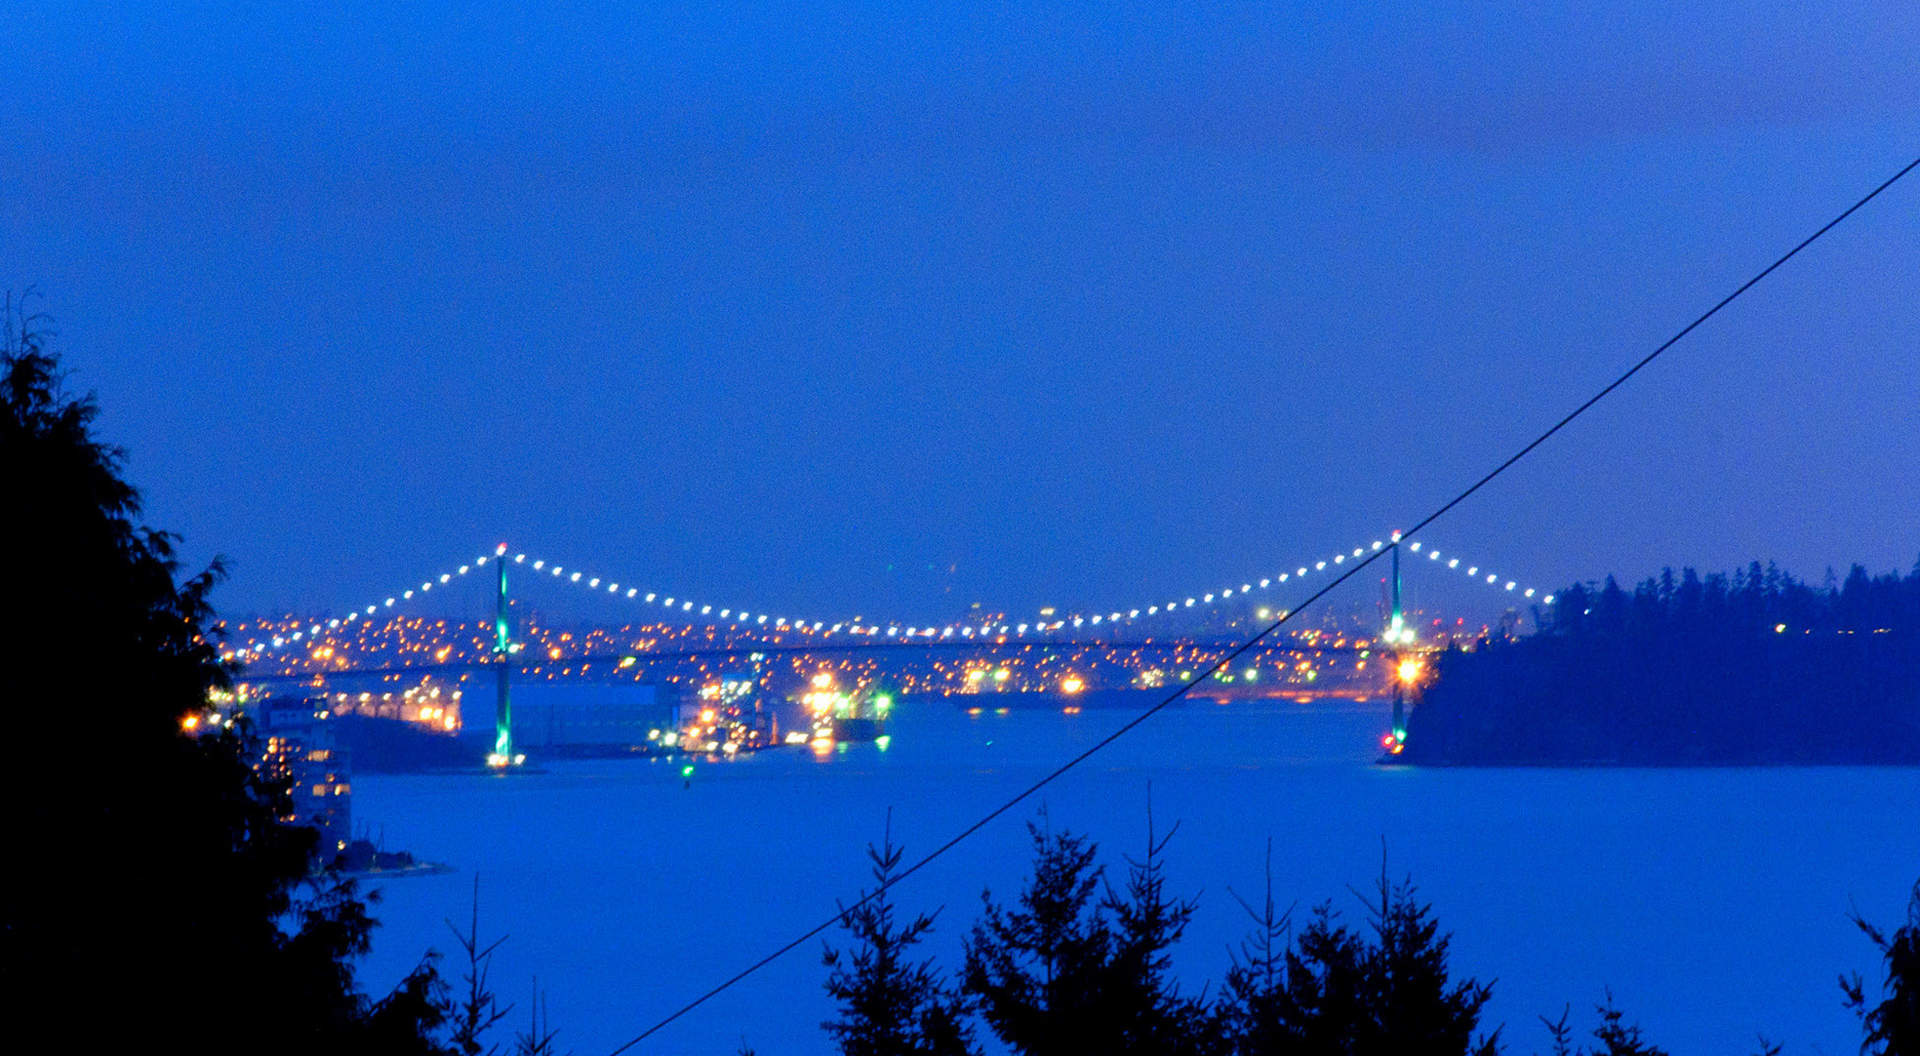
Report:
354,698,1918,1055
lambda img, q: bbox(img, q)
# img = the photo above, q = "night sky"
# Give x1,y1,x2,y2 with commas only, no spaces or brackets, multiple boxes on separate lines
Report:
6,3,1917,626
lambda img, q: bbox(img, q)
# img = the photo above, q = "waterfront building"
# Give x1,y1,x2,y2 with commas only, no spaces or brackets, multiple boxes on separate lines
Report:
257,697,351,854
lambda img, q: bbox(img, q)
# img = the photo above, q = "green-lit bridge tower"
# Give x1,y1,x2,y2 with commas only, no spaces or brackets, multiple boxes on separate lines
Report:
1388,540,1407,744
492,552,515,766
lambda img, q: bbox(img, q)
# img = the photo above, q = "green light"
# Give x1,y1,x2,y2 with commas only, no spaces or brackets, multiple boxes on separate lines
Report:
875,735,892,751
680,765,695,778
873,694,892,711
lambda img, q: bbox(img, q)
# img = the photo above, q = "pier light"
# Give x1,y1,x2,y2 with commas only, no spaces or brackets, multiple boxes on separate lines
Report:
1397,659,1424,685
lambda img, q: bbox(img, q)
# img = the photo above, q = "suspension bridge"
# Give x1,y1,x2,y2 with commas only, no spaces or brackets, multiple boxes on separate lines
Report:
225,529,1553,765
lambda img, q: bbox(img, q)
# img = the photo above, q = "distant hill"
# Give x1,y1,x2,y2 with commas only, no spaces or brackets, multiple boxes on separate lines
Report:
1402,560,1920,766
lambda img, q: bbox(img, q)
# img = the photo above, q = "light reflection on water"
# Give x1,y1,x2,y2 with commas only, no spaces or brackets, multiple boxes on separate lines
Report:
354,698,1918,1056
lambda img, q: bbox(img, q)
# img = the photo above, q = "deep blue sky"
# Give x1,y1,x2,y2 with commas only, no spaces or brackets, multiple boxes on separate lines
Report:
6,3,1917,625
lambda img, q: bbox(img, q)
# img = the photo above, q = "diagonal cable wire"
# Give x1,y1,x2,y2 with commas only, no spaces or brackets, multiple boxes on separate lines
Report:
606,152,1920,1055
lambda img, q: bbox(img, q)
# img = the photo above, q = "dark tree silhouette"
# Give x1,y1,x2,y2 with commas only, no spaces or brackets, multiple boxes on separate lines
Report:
0,305,449,1054
448,877,514,1056
1216,858,1496,1055
963,811,1214,1056
1842,882,1920,1056
1100,806,1215,1056
963,820,1118,1055
1405,558,1920,765
1584,992,1667,1056
512,981,566,1056
821,818,975,1056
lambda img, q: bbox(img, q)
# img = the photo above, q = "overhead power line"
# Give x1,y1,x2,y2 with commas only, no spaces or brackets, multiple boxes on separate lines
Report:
606,152,1920,1055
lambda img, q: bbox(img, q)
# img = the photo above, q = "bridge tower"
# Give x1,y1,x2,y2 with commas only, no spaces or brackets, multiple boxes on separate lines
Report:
1389,540,1407,744
490,552,517,767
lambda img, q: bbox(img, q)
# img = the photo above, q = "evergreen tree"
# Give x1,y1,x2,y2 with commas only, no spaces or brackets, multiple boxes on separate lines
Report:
1842,882,1920,1056
0,306,449,1053
822,820,974,1056
1218,841,1297,1055
1584,992,1666,1056
1098,807,1215,1056
1365,869,1497,1055
447,877,514,1056
963,820,1119,1055
1217,860,1495,1055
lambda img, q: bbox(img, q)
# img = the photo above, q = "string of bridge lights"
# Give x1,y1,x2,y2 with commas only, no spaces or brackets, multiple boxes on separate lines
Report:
225,550,506,660
509,532,1553,639
231,534,1552,661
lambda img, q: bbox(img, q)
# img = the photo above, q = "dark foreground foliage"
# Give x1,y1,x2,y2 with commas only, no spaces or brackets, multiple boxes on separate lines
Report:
821,818,973,1056
813,819,1919,1056
818,817,1505,1056
1405,561,1920,765
0,312,553,1055
1843,882,1920,1056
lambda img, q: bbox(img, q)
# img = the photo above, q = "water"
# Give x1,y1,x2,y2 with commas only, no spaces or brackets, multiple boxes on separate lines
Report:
354,698,1918,1055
